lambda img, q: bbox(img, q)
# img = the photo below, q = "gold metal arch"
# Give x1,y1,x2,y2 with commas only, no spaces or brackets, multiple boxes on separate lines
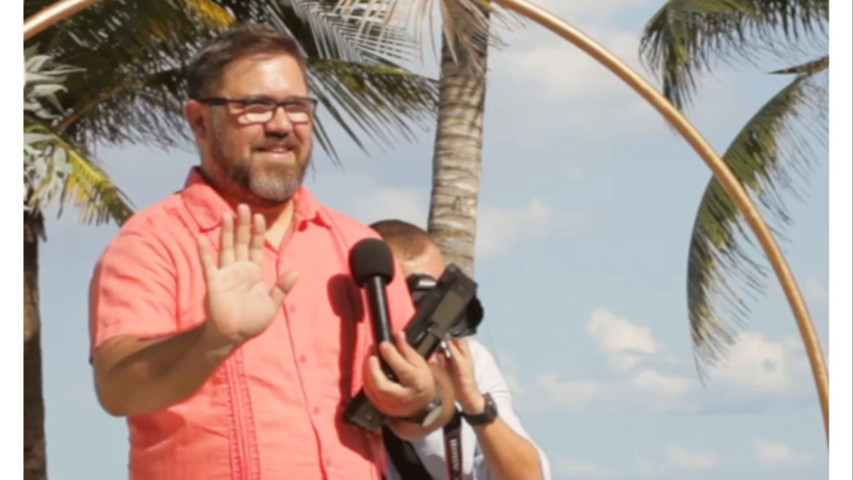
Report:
487,0,828,442
24,0,101,41
24,0,829,441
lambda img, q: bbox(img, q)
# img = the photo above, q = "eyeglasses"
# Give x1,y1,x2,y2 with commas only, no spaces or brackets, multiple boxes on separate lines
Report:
197,96,318,124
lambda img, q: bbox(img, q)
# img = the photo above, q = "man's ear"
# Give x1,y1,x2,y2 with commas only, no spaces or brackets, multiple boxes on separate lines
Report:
185,99,208,138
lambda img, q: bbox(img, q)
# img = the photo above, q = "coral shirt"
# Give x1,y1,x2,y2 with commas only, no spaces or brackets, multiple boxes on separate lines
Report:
89,169,414,480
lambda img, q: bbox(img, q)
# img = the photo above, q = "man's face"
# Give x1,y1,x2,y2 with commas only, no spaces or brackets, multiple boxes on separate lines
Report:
191,52,313,205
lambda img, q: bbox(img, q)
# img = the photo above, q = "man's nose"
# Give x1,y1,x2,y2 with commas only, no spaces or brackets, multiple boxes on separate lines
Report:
264,105,295,134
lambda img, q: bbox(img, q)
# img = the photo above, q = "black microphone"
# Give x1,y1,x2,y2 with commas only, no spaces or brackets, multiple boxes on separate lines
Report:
350,238,397,380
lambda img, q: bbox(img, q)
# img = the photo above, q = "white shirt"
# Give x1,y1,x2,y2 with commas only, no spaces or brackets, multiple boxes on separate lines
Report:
386,339,552,480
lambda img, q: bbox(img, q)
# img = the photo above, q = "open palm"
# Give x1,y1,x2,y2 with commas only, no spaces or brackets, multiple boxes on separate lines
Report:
198,204,298,346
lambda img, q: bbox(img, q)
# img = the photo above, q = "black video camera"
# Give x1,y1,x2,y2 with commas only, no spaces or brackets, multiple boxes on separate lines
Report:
343,264,483,432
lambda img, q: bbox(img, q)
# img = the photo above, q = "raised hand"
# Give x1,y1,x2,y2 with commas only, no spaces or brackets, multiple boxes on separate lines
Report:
197,204,298,349
362,331,437,418
438,338,485,414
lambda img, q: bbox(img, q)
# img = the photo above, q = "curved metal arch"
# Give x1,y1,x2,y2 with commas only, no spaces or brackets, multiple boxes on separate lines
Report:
486,0,829,441
24,0,828,441
24,0,102,41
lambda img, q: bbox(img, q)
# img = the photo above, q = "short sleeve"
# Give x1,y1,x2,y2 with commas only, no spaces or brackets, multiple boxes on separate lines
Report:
468,339,553,480
89,227,178,358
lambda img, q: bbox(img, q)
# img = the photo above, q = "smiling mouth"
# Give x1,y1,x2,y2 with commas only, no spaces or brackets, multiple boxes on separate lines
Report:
255,145,295,157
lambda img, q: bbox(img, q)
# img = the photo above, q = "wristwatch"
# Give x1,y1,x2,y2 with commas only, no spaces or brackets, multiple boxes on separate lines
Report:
400,395,444,427
461,393,498,426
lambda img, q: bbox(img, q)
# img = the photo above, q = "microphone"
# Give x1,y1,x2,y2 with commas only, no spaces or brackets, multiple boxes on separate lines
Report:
350,238,397,380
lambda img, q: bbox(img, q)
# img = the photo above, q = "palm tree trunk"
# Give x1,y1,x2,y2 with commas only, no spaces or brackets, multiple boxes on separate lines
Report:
24,209,47,480
427,24,490,277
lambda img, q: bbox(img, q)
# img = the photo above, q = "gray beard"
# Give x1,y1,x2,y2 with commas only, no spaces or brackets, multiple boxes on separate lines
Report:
210,147,310,205
244,165,303,202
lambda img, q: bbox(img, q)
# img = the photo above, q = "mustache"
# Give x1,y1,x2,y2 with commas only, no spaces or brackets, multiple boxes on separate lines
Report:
252,137,300,151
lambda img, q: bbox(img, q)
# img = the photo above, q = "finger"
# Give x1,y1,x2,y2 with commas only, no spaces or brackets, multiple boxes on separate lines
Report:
219,212,235,266
448,339,470,362
196,234,217,279
249,213,266,264
455,338,472,357
393,330,426,365
270,269,299,306
444,340,463,371
365,355,409,396
435,351,447,369
379,340,430,388
234,204,251,262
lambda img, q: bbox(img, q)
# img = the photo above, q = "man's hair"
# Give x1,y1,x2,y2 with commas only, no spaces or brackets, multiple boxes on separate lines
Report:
370,219,433,262
187,23,307,99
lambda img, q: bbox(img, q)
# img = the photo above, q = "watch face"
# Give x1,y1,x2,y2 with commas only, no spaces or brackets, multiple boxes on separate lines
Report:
421,405,444,427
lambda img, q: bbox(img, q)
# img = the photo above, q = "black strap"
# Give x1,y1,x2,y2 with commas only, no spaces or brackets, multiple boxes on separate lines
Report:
443,411,463,480
383,425,433,480
383,410,465,480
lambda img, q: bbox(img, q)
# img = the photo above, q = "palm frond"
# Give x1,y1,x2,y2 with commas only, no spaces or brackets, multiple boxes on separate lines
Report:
333,0,516,73
25,115,134,226
308,58,439,159
639,0,828,109
27,0,439,159
685,62,827,377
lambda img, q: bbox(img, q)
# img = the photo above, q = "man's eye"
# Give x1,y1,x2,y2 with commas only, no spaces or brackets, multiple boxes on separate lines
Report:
285,101,311,113
243,101,274,113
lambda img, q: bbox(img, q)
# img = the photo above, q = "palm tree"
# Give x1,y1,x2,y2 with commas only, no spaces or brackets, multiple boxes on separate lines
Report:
336,0,510,276
638,0,829,377
24,47,132,480
23,1,439,477
425,1,492,276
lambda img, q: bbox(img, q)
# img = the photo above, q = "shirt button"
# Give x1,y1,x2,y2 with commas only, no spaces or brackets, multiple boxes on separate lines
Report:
298,354,307,364
313,406,320,415
325,457,332,467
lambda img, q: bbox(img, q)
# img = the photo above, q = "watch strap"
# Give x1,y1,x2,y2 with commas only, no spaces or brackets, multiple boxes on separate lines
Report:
400,394,443,426
461,392,498,426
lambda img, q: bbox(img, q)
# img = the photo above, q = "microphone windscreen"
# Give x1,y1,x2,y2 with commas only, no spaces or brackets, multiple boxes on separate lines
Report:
350,238,395,286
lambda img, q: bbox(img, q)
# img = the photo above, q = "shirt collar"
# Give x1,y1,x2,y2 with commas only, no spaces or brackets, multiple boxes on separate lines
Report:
180,167,331,232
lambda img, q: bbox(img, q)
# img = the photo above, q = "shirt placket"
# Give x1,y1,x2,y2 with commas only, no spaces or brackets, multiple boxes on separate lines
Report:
276,226,332,479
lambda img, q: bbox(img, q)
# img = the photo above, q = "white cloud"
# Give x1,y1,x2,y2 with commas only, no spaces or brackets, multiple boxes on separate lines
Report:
804,274,828,303
352,186,428,227
476,198,596,256
305,169,431,227
632,369,693,397
634,454,667,477
586,308,661,372
533,0,658,21
708,331,801,393
555,455,612,478
630,369,698,412
495,24,645,103
754,440,813,467
665,444,718,469
535,373,605,408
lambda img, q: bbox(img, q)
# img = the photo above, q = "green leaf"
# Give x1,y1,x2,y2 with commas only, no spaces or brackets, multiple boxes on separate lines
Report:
685,64,826,376
640,0,828,109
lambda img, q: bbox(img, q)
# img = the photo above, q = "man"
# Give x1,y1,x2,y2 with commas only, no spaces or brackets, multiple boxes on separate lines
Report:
372,219,552,480
88,24,453,480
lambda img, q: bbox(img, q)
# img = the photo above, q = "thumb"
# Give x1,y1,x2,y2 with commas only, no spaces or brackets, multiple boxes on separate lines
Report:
270,269,299,306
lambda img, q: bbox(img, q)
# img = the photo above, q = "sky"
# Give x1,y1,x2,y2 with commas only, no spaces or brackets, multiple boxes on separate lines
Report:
7,1,852,479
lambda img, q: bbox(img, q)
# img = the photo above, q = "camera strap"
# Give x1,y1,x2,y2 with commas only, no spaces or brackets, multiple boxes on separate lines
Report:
443,410,464,480
383,410,464,480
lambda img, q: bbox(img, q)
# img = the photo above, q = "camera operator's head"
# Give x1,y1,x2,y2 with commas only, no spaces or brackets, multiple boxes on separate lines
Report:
372,219,484,338
370,219,444,279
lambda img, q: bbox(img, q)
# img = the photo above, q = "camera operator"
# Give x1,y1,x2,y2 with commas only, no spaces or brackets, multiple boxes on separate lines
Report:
371,220,551,480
